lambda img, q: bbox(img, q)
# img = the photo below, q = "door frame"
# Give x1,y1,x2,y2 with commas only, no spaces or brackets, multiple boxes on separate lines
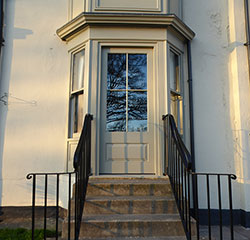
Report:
99,47,155,174
93,41,166,176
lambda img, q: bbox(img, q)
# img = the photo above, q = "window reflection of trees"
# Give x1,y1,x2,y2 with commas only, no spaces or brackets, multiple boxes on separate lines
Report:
107,54,126,90
107,91,126,131
106,53,148,132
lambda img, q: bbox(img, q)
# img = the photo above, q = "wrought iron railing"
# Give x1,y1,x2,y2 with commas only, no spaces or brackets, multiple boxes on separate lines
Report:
73,113,93,239
163,114,237,240
27,114,93,240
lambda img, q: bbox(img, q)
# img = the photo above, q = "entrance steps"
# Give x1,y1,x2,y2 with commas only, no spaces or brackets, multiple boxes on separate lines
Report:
62,177,188,239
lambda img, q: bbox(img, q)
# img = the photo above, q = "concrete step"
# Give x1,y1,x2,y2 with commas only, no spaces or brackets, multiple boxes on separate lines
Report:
68,196,178,216
78,237,187,240
86,177,172,197
83,196,178,215
62,177,190,239
62,214,186,239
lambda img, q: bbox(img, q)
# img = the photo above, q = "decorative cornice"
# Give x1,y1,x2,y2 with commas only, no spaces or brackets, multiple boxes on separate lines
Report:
56,13,195,42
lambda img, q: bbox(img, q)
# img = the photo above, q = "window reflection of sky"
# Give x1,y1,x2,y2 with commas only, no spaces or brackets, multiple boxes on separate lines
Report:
106,53,148,132
128,54,147,90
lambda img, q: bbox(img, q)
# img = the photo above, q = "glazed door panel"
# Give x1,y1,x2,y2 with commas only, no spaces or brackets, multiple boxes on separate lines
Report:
100,48,155,174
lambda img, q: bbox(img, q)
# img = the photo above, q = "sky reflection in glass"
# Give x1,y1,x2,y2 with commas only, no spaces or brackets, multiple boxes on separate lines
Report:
106,53,148,132
128,54,147,90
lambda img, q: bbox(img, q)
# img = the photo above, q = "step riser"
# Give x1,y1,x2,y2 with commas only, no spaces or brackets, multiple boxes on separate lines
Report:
86,183,172,197
62,221,185,239
68,199,178,216
84,199,178,215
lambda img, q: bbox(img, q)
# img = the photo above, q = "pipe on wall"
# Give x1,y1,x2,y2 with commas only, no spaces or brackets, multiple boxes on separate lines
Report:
187,41,195,172
0,0,3,57
244,0,250,76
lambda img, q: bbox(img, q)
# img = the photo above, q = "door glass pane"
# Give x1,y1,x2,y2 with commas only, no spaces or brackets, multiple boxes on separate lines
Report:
128,91,147,132
72,50,85,91
106,91,126,131
106,52,148,132
107,54,126,90
128,54,147,90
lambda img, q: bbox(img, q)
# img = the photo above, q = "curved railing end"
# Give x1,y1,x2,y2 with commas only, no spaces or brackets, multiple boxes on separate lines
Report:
231,174,237,180
26,173,33,180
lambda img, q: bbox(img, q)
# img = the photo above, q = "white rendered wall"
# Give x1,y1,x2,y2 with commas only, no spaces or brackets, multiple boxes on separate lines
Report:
1,0,250,213
183,0,250,211
0,0,69,206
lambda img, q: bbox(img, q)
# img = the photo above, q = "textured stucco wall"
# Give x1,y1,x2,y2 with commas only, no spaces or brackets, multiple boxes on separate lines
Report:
0,0,69,206
1,0,250,213
184,0,250,211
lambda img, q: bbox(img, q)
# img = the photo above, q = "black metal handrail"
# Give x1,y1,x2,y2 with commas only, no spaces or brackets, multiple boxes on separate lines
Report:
73,113,93,239
27,113,93,240
163,114,237,240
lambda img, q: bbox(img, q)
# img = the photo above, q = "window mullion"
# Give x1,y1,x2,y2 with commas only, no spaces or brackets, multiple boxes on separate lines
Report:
126,53,128,132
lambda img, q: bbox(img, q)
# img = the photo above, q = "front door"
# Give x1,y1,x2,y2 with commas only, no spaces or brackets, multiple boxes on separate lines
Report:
100,47,155,174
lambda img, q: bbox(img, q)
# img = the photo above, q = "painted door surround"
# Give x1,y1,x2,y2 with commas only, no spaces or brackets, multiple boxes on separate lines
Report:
99,47,155,174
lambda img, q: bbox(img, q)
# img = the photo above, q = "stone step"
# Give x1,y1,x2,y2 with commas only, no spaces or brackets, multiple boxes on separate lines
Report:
62,177,190,239
62,214,186,239
86,177,172,197
79,237,187,240
85,196,177,215
68,196,178,216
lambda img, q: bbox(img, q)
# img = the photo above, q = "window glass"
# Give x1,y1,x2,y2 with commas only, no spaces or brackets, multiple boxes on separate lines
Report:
169,49,183,134
128,54,147,90
69,49,85,138
72,50,85,91
107,54,126,90
106,91,126,132
106,53,148,132
169,51,180,92
128,91,147,132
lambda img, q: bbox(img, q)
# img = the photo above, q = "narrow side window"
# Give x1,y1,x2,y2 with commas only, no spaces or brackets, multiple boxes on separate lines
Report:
69,49,85,138
169,49,183,134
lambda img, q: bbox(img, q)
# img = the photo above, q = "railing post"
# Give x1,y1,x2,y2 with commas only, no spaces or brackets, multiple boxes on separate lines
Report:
44,174,48,240
217,175,223,240
228,175,234,240
68,173,72,240
193,173,199,240
187,171,191,240
56,174,60,240
31,175,36,240
206,175,211,240
75,171,78,240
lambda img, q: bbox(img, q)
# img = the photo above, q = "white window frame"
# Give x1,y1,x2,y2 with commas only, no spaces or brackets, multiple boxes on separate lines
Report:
168,46,184,135
68,48,86,139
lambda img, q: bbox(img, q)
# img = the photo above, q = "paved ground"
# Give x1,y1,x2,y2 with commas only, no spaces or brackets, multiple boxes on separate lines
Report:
199,225,250,240
1,207,250,239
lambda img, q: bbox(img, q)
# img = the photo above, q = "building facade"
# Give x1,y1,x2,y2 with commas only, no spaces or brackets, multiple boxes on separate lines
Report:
0,0,250,226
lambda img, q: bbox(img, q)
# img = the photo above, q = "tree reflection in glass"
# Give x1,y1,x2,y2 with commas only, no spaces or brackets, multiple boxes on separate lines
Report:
128,91,147,131
107,54,126,90
106,91,126,131
106,53,147,132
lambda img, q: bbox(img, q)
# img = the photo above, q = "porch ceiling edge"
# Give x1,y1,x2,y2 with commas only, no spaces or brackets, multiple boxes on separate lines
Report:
56,13,195,42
